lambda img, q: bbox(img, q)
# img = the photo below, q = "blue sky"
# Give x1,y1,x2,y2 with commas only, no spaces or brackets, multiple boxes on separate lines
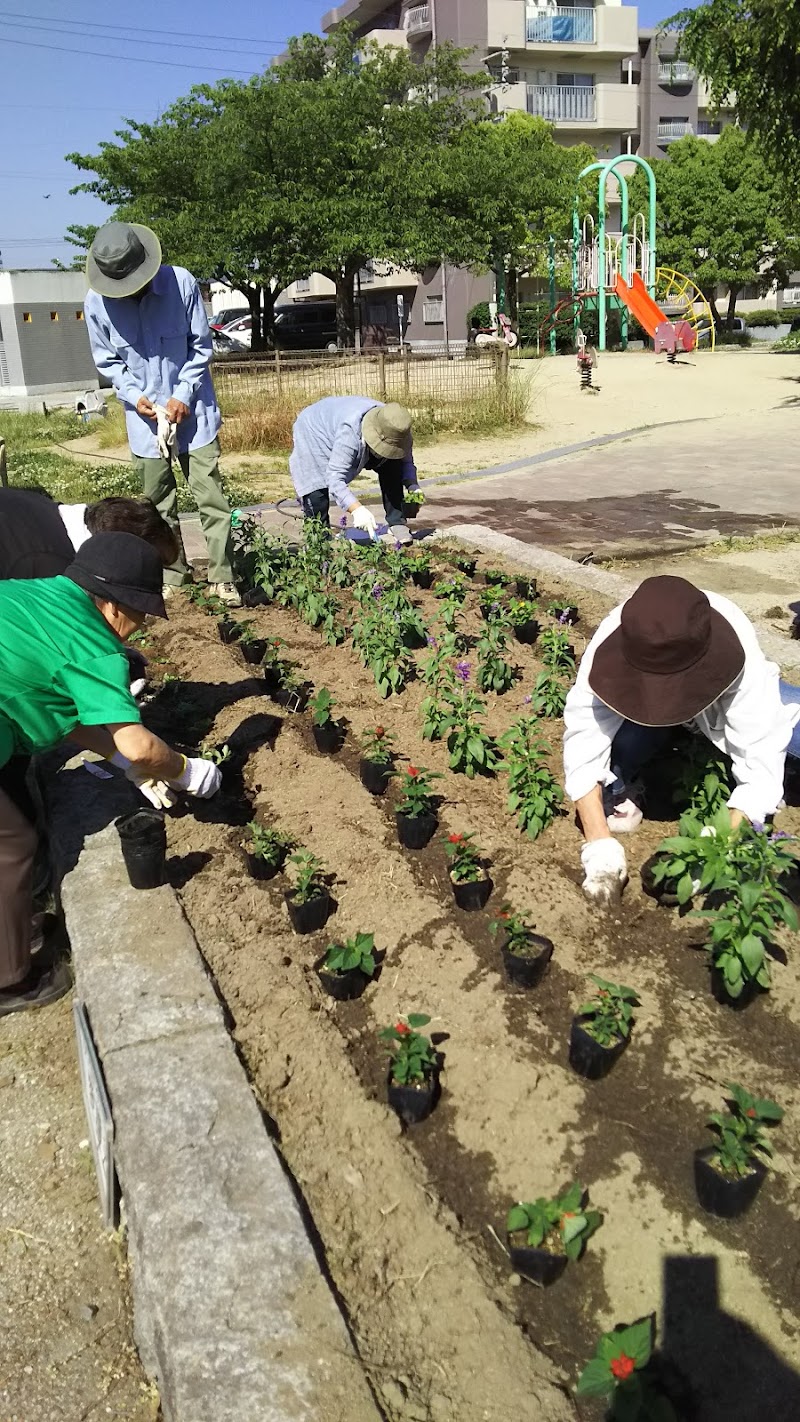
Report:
1,0,696,269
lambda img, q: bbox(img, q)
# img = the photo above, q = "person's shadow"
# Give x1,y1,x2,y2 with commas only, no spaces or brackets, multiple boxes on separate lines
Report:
661,1254,800,1420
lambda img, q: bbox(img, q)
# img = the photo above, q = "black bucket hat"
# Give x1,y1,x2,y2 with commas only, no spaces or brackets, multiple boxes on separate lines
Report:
65,532,167,619
86,221,162,298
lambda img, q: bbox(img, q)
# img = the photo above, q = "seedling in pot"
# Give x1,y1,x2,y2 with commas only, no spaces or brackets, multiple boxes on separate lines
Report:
317,931,377,1000
538,627,576,676
569,975,639,1080
484,567,511,588
441,664,502,778
409,549,434,588
402,487,425,519
476,627,517,695
499,718,562,841
515,575,537,599
218,618,241,644
694,1081,783,1218
577,1317,676,1421
310,687,342,754
444,831,491,910
506,597,540,645
451,552,477,577
244,822,296,881
285,850,332,934
199,741,231,767
238,622,268,665
379,1013,439,1124
395,765,441,850
547,598,579,626
478,585,509,624
506,1182,602,1286
360,725,396,794
490,904,553,988
433,573,467,604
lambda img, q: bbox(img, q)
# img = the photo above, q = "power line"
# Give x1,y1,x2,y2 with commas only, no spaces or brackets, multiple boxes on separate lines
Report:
0,31,267,74
0,13,286,56
0,7,291,49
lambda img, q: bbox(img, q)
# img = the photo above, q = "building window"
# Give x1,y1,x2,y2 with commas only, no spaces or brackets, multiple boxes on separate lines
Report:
295,277,310,293
422,296,443,324
22,312,32,323
50,311,59,321
697,119,721,136
76,310,84,320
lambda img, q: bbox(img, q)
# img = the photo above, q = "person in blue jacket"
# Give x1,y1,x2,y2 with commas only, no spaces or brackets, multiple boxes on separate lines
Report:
289,395,422,543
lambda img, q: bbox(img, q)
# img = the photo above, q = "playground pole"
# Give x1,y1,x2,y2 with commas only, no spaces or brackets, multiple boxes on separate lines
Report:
603,154,657,297
548,237,556,357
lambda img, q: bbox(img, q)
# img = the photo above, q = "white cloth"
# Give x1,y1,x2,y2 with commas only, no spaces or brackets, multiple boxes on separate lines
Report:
153,404,177,460
563,591,800,826
57,502,90,552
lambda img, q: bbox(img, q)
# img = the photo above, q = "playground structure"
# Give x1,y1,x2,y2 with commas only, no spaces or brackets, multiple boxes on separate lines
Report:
539,154,715,358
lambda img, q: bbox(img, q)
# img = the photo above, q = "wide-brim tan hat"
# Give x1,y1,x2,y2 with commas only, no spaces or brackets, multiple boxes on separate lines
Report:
362,402,413,460
86,221,162,298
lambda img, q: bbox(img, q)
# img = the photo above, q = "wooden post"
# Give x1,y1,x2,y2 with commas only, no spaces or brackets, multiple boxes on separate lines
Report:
402,345,410,397
378,351,387,402
275,349,283,395
0,439,6,488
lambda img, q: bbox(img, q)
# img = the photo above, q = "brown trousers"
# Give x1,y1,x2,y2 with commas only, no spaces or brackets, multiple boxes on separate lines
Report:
0,785,36,988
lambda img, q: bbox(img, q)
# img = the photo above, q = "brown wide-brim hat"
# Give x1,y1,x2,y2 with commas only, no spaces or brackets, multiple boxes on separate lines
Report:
86,221,162,299
589,575,745,727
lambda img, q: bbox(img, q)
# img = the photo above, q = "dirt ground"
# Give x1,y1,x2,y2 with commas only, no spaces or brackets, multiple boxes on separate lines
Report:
0,995,159,1422
138,539,800,1422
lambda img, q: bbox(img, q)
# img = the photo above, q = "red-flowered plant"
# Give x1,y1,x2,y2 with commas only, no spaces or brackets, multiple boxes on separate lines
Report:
577,1317,676,1420
378,1014,436,1084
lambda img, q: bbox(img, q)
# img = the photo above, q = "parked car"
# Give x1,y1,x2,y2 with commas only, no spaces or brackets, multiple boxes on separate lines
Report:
273,302,339,351
210,306,250,331
217,315,253,348
212,327,249,355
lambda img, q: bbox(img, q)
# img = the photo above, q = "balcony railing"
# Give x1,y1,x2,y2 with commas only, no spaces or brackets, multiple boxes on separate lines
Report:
404,4,430,34
658,60,694,83
526,6,596,45
697,119,721,136
657,119,693,142
527,83,596,121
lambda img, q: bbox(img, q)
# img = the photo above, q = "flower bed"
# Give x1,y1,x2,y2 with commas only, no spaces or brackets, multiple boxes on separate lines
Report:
138,537,800,1421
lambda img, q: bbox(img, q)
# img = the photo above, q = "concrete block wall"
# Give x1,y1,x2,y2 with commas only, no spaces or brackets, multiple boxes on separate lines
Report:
0,269,98,397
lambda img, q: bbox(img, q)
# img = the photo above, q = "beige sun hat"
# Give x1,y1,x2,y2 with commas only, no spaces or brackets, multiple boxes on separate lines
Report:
362,402,413,460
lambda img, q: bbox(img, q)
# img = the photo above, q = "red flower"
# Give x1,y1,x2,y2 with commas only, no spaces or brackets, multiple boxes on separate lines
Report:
746,1108,756,1118
560,1212,576,1226
395,1022,410,1035
610,1354,635,1382
407,766,419,777
448,833,464,843
375,726,385,738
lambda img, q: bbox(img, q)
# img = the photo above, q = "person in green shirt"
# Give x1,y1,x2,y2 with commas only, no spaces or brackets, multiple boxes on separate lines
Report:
0,531,222,1018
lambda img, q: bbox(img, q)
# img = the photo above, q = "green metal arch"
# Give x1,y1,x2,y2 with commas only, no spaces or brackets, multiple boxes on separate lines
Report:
573,154,657,351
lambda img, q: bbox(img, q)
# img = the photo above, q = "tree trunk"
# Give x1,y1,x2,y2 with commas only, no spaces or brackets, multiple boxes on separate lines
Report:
240,283,265,351
725,286,741,331
261,285,277,348
507,265,519,326
323,263,359,348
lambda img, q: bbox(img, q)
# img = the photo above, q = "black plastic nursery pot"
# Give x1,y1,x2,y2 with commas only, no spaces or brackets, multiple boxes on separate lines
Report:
396,810,438,850
451,874,492,911
115,809,167,890
312,722,342,754
507,1237,568,1287
640,855,681,908
693,1147,766,1218
515,577,537,598
218,620,241,644
456,558,477,577
316,960,370,1001
568,1019,627,1080
387,1071,437,1125
284,889,332,934
242,588,271,608
241,639,268,665
484,571,509,587
501,933,554,988
244,850,283,882
411,566,434,590
555,606,579,625
263,666,282,695
402,500,421,520
513,619,540,646
360,758,392,795
275,686,308,713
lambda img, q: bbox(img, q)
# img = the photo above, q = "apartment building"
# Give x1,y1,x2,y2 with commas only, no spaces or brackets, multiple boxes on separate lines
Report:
633,28,736,158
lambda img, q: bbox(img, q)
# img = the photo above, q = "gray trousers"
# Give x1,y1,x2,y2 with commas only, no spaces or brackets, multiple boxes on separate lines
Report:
0,785,36,989
132,437,234,585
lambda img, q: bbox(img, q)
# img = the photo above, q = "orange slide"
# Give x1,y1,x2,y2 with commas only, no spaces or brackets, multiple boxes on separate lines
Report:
614,273,696,355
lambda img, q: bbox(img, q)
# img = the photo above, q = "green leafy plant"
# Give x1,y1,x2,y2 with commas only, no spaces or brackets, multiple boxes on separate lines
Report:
705,1082,783,1178
443,831,484,883
650,811,727,904
361,725,395,765
476,626,517,694
237,622,260,646
671,739,732,818
451,552,476,575
547,598,577,624
403,487,425,507
490,904,537,952
441,670,502,778
484,567,511,587
576,976,639,1048
577,1318,676,1421
528,670,568,718
499,718,562,840
199,742,231,766
538,627,576,676
506,597,539,629
396,765,441,818
506,1182,602,1261
700,877,797,998
310,686,335,727
287,850,328,904
351,606,412,697
247,822,296,866
321,931,377,978
432,574,467,603
379,1013,437,1085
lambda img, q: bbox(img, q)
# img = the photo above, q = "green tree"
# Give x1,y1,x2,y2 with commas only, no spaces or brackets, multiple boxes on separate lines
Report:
629,127,800,326
669,0,800,189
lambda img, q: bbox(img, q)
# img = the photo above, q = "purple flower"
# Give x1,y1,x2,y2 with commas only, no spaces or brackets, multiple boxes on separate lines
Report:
558,609,571,625
322,561,329,575
523,694,532,705
372,583,384,599
751,820,765,834
394,540,404,553
491,602,500,614
770,830,793,842
455,660,471,683
339,514,348,528
427,636,438,648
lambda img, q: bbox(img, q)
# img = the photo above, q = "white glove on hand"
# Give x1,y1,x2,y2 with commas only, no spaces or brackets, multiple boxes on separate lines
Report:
351,504,378,539
581,838,628,907
171,756,222,799
108,751,177,809
153,403,177,460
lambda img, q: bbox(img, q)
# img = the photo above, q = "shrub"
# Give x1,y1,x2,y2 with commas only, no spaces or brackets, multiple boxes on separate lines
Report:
742,308,782,327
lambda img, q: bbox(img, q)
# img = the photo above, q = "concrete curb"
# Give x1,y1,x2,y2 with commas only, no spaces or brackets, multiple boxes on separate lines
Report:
44,758,381,1422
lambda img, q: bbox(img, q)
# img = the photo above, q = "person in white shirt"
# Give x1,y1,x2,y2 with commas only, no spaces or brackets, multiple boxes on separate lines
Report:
563,575,800,906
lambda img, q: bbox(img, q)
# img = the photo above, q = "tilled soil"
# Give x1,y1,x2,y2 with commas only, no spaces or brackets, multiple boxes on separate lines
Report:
141,545,800,1422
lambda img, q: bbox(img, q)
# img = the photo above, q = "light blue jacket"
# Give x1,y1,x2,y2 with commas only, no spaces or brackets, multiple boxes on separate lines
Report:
85,265,221,459
289,395,417,512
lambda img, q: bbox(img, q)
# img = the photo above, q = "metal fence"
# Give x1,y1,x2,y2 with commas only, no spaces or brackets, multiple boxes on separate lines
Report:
213,347,510,411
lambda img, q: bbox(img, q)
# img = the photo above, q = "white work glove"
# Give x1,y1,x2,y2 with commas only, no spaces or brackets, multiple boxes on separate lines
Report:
108,751,177,809
581,838,628,907
350,504,378,539
153,403,177,460
170,756,222,799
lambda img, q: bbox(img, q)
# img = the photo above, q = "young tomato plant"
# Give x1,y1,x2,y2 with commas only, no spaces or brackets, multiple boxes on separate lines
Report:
499,717,562,840
576,976,639,1047
706,1082,783,1178
396,765,441,818
507,1182,602,1261
321,931,377,979
379,1014,437,1085
476,627,517,695
443,831,484,883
